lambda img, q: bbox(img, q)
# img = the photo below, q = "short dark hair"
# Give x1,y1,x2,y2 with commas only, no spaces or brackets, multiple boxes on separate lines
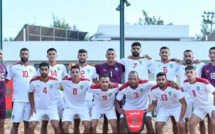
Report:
131,42,141,48
156,72,166,78
209,47,215,52
160,46,169,52
78,49,87,54
20,48,29,53
185,66,196,71
106,48,115,54
39,62,49,69
183,49,193,55
100,74,110,79
70,66,80,71
47,48,57,54
129,71,139,77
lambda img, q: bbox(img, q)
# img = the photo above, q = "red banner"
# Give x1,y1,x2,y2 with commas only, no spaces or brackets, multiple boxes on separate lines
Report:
6,79,13,110
124,110,146,133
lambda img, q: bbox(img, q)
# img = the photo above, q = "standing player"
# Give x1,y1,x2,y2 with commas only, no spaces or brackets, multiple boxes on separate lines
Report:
183,66,215,134
89,74,120,133
149,46,180,134
38,48,67,134
177,50,205,134
95,48,125,133
0,49,7,134
115,71,156,133
68,49,97,133
61,66,91,133
147,72,187,134
28,62,60,134
201,46,215,134
119,42,154,133
6,48,36,134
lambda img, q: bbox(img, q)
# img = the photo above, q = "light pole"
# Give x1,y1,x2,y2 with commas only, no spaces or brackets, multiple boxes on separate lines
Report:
116,0,130,59
202,11,215,33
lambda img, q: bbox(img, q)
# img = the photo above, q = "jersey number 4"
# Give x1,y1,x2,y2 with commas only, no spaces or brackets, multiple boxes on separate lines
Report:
43,87,47,94
73,88,77,95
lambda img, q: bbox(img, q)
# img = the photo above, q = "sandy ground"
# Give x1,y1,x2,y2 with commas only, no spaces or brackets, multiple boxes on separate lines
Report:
4,118,205,134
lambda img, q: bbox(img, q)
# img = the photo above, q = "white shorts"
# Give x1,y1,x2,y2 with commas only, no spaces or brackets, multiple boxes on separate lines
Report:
91,106,117,120
11,102,31,122
193,106,213,120
29,109,59,122
154,100,162,115
62,108,91,124
146,112,152,117
55,98,64,119
184,98,193,118
74,100,93,119
156,106,182,124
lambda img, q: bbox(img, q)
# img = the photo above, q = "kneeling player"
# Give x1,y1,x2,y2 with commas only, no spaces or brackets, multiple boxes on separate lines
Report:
183,66,215,134
147,72,187,134
115,71,156,133
89,74,120,133
28,62,60,134
61,66,91,133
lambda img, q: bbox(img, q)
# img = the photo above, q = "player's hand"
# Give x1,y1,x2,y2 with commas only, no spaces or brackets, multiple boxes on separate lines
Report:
171,58,182,64
170,81,180,89
177,119,185,129
194,59,201,64
30,107,36,117
117,108,125,114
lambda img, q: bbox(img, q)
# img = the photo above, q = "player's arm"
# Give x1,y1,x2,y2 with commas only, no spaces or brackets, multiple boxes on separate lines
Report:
29,83,36,115
178,97,187,127
147,100,157,112
115,90,125,114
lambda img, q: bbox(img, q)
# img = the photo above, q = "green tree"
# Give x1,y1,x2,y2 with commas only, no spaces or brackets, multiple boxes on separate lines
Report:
50,14,78,30
135,10,173,25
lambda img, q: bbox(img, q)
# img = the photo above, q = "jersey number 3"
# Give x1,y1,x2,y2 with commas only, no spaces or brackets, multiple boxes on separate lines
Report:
73,88,77,95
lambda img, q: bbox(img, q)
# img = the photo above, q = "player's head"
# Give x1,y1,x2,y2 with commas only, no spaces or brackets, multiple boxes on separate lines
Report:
39,62,50,78
159,46,170,61
156,72,167,89
100,74,110,90
0,49,3,61
106,48,116,62
70,66,80,78
131,42,141,57
78,49,88,64
183,50,194,65
185,66,196,80
209,47,215,62
47,48,57,62
128,71,139,88
20,48,29,63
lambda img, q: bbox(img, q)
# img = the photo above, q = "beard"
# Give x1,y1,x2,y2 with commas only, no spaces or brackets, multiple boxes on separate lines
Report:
132,52,140,57
79,59,86,64
158,83,166,88
41,73,48,78
185,59,192,65
161,56,168,61
21,57,28,62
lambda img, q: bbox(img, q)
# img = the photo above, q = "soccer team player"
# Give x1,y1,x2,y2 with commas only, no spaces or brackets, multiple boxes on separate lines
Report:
1,44,215,134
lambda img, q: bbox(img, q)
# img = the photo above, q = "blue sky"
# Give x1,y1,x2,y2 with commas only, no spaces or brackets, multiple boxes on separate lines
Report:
3,0,215,39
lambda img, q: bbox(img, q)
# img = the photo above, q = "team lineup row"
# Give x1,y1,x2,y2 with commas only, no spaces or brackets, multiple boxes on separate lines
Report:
0,42,215,134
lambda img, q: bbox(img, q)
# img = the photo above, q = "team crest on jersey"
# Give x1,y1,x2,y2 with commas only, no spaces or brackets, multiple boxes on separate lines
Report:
115,67,118,71
80,85,84,89
139,60,142,64
196,86,200,91
57,67,60,71
50,84,53,89
169,64,173,68
168,91,172,96
139,88,144,92
87,69,90,73
109,93,112,96
29,69,32,73
12,115,15,119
